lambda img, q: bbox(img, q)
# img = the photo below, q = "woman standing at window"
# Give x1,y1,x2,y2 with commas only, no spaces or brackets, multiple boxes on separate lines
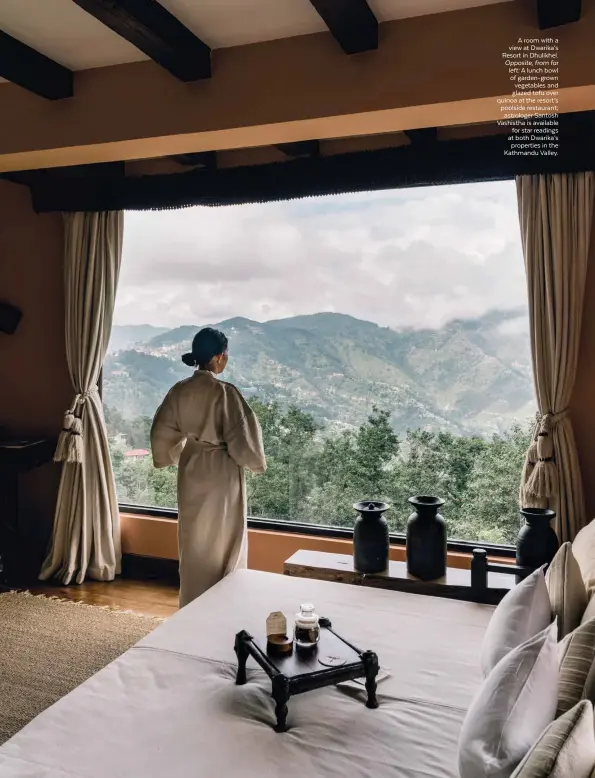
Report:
151,327,266,607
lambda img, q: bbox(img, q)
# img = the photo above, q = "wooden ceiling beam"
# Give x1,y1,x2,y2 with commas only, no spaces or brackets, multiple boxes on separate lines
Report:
0,30,73,100
308,0,378,54
537,0,581,29
275,141,320,158
72,0,211,81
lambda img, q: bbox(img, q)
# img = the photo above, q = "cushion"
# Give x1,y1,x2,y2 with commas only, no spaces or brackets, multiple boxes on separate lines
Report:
573,519,595,593
581,595,595,626
546,542,588,639
510,700,595,778
557,617,595,716
458,622,559,778
480,566,552,677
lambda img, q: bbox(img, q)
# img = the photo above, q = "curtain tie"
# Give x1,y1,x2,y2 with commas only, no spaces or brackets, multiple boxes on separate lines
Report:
53,387,99,464
73,386,100,408
522,407,570,501
536,408,569,437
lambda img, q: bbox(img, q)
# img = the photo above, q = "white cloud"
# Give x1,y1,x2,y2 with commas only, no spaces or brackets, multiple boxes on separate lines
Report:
115,180,526,330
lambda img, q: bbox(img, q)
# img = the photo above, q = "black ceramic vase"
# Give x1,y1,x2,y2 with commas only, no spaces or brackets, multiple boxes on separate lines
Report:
353,501,390,574
516,508,559,571
406,496,447,581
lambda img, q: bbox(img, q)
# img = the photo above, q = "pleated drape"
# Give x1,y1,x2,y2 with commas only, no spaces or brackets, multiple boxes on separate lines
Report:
517,173,595,542
40,211,123,584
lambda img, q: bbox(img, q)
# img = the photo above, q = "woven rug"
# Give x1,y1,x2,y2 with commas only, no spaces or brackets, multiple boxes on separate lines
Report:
0,591,161,745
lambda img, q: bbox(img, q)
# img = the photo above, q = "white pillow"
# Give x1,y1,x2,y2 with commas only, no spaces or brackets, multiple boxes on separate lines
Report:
480,566,552,677
458,622,559,778
573,519,595,592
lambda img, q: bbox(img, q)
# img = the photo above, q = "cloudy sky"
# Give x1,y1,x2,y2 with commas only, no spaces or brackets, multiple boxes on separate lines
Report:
115,180,527,331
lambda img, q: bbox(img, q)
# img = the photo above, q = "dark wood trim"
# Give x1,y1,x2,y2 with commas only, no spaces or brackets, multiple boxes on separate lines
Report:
537,0,581,29
0,171,38,187
404,128,439,145
0,30,73,100
28,115,595,213
275,141,320,158
72,0,211,81
121,553,179,583
49,162,126,179
470,548,534,603
0,163,125,187
308,0,378,54
171,151,217,169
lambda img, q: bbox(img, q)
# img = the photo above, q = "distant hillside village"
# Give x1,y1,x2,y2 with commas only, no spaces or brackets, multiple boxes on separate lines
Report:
105,309,535,441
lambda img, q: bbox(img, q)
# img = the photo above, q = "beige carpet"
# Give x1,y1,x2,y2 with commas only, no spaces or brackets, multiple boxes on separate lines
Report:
0,591,161,745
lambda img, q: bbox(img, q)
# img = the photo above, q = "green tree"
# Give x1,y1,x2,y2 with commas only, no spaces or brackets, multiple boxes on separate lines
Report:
308,407,399,527
148,465,178,509
247,401,319,521
388,430,488,532
456,423,532,544
106,398,533,546
105,405,152,450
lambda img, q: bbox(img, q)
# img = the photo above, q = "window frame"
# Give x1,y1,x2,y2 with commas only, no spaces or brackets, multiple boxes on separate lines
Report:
107,172,534,557
119,502,516,557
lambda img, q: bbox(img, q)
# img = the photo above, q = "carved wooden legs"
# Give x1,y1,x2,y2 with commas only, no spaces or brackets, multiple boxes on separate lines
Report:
271,674,291,733
234,630,250,686
235,630,379,731
362,650,379,709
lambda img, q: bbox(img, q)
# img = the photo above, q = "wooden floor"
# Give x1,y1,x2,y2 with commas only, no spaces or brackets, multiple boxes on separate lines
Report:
27,577,179,619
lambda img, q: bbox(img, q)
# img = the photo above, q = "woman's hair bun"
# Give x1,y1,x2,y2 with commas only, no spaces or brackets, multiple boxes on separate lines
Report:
182,327,228,368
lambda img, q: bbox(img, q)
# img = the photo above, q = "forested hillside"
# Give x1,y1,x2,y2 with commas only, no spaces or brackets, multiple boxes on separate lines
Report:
105,309,535,544
105,309,534,436
107,401,531,544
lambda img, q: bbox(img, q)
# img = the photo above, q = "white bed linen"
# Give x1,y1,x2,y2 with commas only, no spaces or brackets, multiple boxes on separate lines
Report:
0,570,494,777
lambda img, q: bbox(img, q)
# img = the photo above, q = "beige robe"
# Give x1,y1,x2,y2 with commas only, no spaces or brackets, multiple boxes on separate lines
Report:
150,371,266,607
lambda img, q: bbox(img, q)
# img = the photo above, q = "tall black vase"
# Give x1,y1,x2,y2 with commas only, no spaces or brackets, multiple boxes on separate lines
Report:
406,496,447,581
516,508,559,571
353,501,390,574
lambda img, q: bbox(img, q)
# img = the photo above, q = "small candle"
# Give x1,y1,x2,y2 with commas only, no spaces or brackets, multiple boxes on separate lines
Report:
266,611,287,638
266,611,292,656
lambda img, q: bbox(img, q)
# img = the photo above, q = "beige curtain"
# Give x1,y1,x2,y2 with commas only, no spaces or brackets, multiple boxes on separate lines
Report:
40,212,124,584
518,173,595,542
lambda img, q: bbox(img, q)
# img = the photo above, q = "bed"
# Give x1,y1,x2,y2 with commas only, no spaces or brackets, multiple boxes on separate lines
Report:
0,569,494,777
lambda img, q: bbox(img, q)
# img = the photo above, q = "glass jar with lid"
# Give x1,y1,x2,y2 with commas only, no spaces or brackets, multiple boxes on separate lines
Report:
294,603,321,651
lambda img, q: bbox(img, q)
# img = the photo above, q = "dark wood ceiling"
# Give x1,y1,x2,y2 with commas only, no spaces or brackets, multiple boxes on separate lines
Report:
0,0,584,99
0,29,72,100
0,1,590,211
71,0,212,81
307,0,378,54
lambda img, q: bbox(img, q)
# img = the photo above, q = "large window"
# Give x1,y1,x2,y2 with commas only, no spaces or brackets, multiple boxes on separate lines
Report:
105,181,535,544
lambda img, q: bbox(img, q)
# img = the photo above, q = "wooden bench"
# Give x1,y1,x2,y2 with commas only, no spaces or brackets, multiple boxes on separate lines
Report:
283,549,523,605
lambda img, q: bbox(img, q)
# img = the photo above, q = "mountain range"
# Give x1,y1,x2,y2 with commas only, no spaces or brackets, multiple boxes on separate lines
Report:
104,310,536,437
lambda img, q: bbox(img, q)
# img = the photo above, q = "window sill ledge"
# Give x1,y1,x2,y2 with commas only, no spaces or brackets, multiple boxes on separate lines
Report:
120,512,515,575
